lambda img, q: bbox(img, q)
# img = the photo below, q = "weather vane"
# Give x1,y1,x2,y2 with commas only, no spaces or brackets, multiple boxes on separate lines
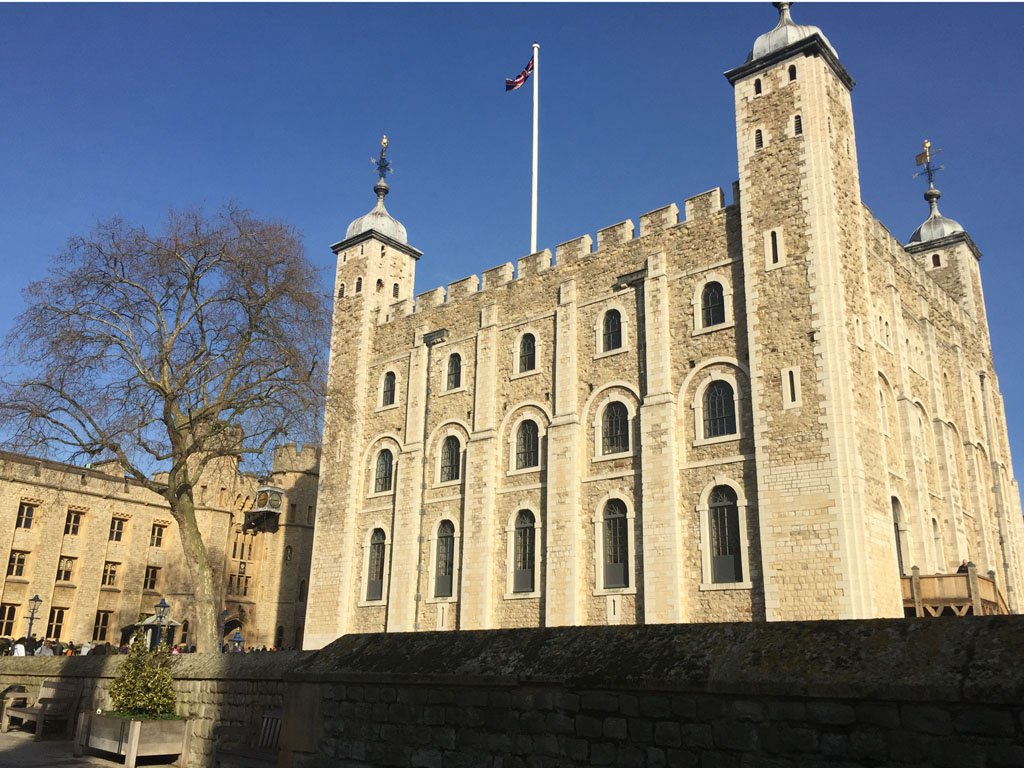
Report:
372,135,392,181
913,138,944,190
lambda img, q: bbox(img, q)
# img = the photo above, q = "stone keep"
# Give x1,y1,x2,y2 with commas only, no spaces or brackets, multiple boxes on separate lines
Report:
304,4,1024,647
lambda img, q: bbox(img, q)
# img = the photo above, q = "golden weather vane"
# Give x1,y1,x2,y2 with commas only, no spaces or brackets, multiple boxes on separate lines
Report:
913,138,943,189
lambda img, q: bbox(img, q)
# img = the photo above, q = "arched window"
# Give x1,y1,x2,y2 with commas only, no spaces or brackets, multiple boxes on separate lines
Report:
367,529,386,601
701,282,725,327
755,129,764,150
513,510,536,593
603,310,623,352
284,545,293,562
754,78,762,95
382,372,396,406
516,420,539,469
392,282,400,298
932,253,941,268
447,353,462,390
275,625,284,649
440,435,461,482
770,230,780,264
602,402,629,454
338,283,346,298
703,381,737,438
374,449,394,493
435,521,455,597
355,277,363,293
298,580,307,601
794,114,803,136
788,64,797,81
709,486,742,583
180,620,189,647
376,279,384,293
519,333,536,372
603,500,628,588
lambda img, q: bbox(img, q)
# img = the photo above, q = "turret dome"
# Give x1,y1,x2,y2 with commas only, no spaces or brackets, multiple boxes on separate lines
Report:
345,179,408,245
748,2,837,62
908,186,964,245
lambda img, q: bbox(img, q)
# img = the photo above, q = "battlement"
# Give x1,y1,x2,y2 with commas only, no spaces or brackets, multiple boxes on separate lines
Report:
271,442,322,475
373,186,732,327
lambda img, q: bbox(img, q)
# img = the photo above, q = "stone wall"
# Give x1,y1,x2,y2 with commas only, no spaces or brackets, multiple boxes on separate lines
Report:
1,617,1022,767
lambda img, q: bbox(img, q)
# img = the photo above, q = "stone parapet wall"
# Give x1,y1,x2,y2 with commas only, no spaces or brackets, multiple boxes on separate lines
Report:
0,618,1021,766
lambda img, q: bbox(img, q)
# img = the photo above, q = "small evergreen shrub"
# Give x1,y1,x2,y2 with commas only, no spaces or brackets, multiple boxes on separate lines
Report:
108,628,177,718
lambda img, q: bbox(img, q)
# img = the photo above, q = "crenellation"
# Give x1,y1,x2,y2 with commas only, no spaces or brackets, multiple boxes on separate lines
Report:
639,203,680,237
447,274,480,300
516,249,553,279
683,188,726,222
482,263,515,290
596,219,635,250
415,286,446,311
555,234,594,264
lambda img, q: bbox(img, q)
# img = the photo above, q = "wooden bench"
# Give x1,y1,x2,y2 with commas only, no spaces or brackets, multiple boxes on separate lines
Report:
214,708,283,767
1,680,82,740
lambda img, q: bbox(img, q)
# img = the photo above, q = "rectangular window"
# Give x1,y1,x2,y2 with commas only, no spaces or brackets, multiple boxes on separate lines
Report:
109,517,126,542
55,557,75,582
64,510,83,536
92,611,111,642
143,565,159,591
0,604,16,636
150,524,165,548
307,506,314,525
7,550,28,578
16,502,35,530
101,561,119,587
228,575,236,595
46,607,66,640
289,503,297,521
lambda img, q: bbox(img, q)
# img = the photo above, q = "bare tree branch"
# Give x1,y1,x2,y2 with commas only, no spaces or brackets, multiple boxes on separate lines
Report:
0,206,329,652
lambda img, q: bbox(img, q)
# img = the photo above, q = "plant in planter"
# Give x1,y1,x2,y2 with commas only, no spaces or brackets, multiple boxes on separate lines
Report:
109,628,177,718
75,629,190,768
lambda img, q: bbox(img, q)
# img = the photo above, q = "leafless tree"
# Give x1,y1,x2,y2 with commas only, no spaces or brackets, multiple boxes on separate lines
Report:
0,206,329,652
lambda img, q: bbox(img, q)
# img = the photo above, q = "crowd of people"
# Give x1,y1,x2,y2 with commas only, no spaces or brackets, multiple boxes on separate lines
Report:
0,636,197,656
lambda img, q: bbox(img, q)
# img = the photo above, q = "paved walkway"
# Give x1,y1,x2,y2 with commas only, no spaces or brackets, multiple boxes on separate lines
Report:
0,727,121,767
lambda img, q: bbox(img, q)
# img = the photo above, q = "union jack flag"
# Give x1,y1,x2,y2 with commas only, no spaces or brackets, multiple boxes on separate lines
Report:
505,56,534,91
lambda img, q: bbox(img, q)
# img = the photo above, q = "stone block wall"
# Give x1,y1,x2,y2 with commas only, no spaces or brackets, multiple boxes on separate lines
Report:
1,617,1021,767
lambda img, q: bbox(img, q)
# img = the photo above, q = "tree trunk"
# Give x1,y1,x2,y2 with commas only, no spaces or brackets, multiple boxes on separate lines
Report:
168,490,220,654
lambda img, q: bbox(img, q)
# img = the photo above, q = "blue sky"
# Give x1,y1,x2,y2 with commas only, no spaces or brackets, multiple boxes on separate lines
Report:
2,2,1023,472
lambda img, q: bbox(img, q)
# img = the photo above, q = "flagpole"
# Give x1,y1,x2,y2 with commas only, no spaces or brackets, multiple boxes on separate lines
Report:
531,42,539,255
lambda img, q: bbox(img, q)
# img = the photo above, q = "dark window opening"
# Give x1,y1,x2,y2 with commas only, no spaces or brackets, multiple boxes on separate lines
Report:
603,500,628,588
516,420,540,469
513,510,536,593
602,402,630,455
374,449,394,493
367,529,386,601
709,486,742,583
701,282,726,327
519,333,536,372
602,310,622,352
435,521,455,597
703,381,737,438
440,436,461,482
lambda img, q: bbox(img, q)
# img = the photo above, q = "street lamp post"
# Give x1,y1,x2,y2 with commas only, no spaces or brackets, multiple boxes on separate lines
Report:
231,630,243,653
154,597,170,649
26,595,42,639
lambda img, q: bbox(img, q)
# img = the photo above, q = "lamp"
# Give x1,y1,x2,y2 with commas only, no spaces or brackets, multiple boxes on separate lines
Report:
153,597,170,649
26,594,42,638
155,597,170,623
231,630,244,652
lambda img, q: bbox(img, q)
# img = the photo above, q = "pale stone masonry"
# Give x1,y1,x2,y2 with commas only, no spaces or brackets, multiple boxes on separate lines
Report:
304,4,1024,647
0,443,318,649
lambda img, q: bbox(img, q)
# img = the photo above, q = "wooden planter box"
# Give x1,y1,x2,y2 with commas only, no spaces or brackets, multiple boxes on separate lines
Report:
75,712,190,768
